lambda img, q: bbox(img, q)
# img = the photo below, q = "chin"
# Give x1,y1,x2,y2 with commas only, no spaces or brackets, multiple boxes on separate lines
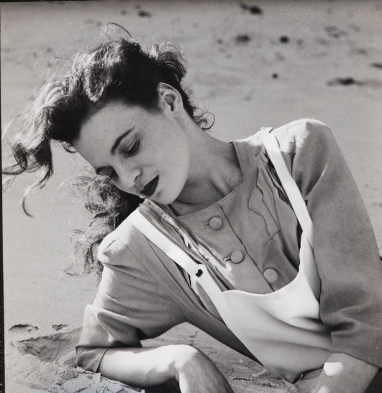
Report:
153,188,181,206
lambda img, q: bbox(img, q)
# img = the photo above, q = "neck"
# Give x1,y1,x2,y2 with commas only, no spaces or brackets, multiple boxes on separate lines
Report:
169,126,243,216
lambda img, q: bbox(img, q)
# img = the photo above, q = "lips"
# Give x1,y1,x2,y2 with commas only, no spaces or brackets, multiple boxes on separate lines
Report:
140,175,159,197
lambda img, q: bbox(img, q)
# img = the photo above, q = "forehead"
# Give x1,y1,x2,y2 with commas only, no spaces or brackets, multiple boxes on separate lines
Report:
81,100,133,137
72,101,136,164
74,101,138,147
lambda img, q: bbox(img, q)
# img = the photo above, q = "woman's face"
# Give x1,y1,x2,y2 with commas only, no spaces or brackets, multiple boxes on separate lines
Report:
72,99,191,205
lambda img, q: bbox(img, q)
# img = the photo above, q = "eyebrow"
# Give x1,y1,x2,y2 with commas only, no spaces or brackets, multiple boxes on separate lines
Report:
95,127,134,175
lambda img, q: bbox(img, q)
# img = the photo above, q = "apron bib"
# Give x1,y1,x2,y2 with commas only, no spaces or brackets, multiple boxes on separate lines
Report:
127,130,331,382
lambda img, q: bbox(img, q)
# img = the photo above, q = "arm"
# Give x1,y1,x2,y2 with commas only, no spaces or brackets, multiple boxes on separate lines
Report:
77,309,234,392
99,345,234,392
274,120,382,392
77,234,233,392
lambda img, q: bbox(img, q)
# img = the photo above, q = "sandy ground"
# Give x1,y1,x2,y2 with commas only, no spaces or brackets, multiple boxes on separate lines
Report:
1,1,382,392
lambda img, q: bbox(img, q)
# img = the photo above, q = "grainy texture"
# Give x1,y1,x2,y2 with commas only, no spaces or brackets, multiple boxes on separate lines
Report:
2,1,382,392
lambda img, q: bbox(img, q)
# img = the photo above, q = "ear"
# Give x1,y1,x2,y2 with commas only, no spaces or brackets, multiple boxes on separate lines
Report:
158,82,183,115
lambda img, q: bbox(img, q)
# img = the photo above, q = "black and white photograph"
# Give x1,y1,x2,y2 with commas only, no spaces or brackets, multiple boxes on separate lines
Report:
2,1,382,392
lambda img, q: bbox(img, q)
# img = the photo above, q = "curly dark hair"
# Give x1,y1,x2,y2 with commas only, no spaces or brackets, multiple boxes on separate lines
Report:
2,37,211,275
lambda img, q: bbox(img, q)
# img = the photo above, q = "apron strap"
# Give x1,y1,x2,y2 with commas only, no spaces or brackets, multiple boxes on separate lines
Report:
128,210,226,303
127,210,203,278
262,130,313,244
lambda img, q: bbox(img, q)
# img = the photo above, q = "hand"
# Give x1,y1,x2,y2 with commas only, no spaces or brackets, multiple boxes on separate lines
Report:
172,345,234,393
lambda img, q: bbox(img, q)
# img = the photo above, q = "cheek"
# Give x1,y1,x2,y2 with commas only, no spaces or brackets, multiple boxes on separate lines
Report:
144,131,189,177
171,147,190,183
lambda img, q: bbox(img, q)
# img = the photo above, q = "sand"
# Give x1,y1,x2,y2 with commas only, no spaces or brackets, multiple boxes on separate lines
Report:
2,1,382,392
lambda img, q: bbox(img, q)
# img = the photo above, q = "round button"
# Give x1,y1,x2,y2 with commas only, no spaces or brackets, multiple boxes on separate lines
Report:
263,268,278,283
230,250,244,264
209,217,223,230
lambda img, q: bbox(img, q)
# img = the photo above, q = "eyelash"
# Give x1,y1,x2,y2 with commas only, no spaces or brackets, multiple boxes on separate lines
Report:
121,138,140,157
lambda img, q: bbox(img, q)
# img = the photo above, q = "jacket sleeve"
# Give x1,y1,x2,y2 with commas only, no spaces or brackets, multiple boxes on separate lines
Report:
274,119,382,367
76,233,186,372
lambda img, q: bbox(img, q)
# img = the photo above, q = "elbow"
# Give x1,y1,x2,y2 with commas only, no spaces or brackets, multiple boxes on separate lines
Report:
76,345,109,373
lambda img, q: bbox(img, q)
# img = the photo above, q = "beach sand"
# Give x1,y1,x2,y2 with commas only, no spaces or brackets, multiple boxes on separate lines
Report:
2,1,382,392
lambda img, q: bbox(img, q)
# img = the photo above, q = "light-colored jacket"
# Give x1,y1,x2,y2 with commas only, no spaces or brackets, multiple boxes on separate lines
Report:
76,119,382,373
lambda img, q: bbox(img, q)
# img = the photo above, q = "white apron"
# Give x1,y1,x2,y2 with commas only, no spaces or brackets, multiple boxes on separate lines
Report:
127,130,332,382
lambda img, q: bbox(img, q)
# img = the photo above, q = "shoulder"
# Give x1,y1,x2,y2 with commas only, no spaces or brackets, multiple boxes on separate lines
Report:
275,118,334,153
97,210,149,265
269,118,332,153
238,118,332,154
232,119,334,179
248,119,333,158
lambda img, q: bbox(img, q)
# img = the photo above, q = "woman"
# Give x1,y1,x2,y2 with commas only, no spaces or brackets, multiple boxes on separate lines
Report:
3,37,382,393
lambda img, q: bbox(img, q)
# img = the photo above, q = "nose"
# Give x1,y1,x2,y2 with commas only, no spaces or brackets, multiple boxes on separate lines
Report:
115,165,141,194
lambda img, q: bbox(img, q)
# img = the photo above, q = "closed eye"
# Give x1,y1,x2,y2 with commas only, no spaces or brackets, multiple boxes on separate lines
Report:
121,137,140,157
95,136,139,180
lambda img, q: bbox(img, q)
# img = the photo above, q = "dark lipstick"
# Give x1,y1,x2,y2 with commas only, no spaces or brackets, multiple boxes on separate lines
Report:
140,175,159,197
